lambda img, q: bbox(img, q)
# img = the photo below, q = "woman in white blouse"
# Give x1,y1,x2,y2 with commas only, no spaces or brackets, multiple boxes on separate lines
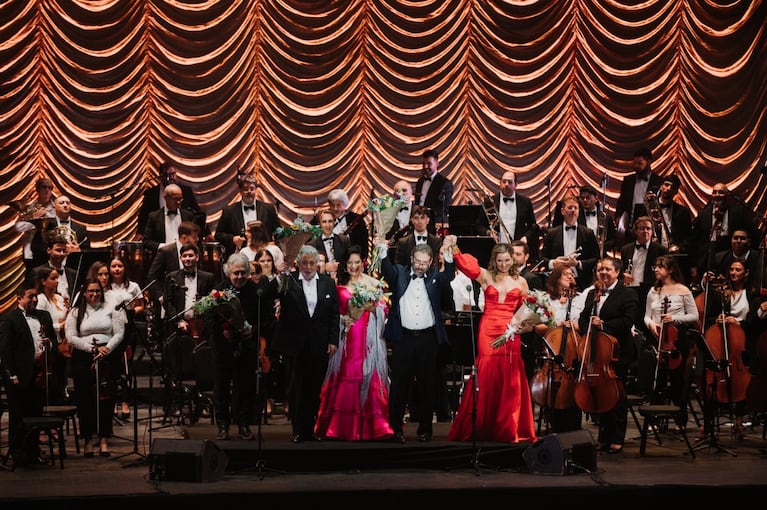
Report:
65,277,126,457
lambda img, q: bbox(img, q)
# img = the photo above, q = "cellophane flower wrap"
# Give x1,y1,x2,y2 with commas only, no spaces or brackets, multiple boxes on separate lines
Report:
348,279,387,321
275,217,322,289
367,193,407,273
192,288,252,339
491,289,555,349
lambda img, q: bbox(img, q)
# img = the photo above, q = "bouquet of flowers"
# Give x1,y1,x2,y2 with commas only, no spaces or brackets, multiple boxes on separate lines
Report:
274,216,322,269
367,193,407,273
491,289,556,349
192,288,252,339
348,278,386,320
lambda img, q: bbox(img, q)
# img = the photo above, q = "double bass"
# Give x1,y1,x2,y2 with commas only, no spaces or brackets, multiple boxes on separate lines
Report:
574,286,623,414
530,287,579,410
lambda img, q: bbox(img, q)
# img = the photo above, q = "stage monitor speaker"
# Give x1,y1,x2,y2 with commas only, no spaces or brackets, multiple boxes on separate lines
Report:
523,430,597,475
149,439,228,482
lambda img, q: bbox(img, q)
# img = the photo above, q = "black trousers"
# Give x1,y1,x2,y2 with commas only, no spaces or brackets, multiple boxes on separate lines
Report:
388,330,438,436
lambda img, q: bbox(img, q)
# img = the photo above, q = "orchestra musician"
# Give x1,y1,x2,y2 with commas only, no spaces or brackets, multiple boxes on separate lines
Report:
393,205,442,267
34,195,91,271
314,188,369,261
141,184,196,254
307,208,350,279
215,173,280,256
577,257,640,454
613,147,663,245
0,278,58,467
14,177,56,271
385,180,415,247
414,149,453,235
476,171,539,251
30,235,79,302
65,277,126,457
577,185,617,257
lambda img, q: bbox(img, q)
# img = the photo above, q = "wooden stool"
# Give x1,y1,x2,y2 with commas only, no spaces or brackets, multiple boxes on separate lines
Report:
20,416,67,469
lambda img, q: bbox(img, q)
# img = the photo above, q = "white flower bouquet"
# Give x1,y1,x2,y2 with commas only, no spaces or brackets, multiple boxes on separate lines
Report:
367,193,407,273
491,289,555,349
348,279,386,320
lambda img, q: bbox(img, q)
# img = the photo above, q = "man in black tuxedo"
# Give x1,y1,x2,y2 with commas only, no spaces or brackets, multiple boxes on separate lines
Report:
385,179,415,243
541,196,600,291
162,243,216,384
136,160,203,241
272,245,340,443
0,279,59,467
142,184,196,254
653,174,694,281
479,170,539,244
313,188,370,261
33,195,91,271
377,234,455,443
30,236,78,301
394,205,442,266
577,185,617,257
578,257,640,453
414,149,453,234
712,229,762,291
306,208,350,279
15,177,56,271
216,173,280,257
620,216,668,333
614,147,664,245
690,182,759,285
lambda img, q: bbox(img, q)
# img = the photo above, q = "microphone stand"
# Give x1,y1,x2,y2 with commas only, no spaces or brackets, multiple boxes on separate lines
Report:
158,300,197,428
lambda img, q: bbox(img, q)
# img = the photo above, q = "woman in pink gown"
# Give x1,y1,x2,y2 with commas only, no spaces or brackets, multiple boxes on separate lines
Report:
447,241,537,444
314,246,394,440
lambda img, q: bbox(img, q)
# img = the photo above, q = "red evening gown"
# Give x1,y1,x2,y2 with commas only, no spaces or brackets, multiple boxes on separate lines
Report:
314,286,394,440
447,253,537,444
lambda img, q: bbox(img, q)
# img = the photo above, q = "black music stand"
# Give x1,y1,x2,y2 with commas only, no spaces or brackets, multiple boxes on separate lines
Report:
449,206,489,237
444,319,477,417
689,329,736,456
456,236,494,268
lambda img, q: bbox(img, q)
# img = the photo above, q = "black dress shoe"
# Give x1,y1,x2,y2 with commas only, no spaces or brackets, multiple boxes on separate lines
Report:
216,425,230,440
417,433,432,442
239,425,253,440
291,433,303,444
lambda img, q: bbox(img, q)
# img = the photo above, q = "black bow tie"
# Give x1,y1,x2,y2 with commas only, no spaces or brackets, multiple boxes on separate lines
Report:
167,210,177,216
323,237,333,243
411,273,425,280
416,235,427,242
401,206,409,211
184,271,196,278
503,197,514,203
565,225,577,231
585,210,597,216
659,203,671,209
423,176,432,182
635,243,646,250
243,204,255,211
601,289,611,296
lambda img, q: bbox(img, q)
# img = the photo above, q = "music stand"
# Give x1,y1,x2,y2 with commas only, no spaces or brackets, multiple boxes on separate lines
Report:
448,206,489,237
689,329,736,456
456,236,494,268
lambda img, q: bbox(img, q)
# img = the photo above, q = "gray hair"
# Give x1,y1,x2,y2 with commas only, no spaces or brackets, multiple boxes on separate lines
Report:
223,252,251,276
327,189,349,206
296,244,319,263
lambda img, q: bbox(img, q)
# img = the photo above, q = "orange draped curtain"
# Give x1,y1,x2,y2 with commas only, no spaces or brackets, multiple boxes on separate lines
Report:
1,0,766,310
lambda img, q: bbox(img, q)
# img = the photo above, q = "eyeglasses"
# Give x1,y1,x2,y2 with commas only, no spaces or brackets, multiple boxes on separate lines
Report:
732,236,748,241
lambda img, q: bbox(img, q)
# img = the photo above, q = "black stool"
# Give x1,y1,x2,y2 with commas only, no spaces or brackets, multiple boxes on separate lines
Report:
20,416,67,469
43,405,80,454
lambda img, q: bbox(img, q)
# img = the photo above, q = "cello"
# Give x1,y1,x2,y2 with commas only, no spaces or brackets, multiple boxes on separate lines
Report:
574,286,623,414
703,277,751,408
530,287,578,410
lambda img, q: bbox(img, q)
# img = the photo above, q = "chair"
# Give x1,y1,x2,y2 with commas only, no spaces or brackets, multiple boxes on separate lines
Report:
19,416,67,469
43,405,80,454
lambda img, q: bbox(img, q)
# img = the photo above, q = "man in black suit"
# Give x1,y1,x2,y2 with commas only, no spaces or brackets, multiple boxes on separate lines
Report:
620,216,668,333
510,239,544,380
30,235,78,301
477,171,540,260
690,182,759,285
653,174,694,280
0,278,59,467
377,234,456,443
578,185,617,257
614,147,664,245
541,195,601,291
136,160,204,241
215,173,280,257
712,229,762,291
162,243,216,384
306,208,350,279
385,179,415,243
33,195,91,271
272,245,340,443
15,177,56,271
315,188,370,260
142,184,196,254
394,205,442,266
414,149,453,234
578,257,640,453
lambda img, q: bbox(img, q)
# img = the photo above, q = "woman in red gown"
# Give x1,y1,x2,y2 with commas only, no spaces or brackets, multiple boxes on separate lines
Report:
447,240,537,443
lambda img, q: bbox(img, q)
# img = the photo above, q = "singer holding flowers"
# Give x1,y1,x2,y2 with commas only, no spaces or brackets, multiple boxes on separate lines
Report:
314,245,394,440
444,238,537,444
65,277,126,457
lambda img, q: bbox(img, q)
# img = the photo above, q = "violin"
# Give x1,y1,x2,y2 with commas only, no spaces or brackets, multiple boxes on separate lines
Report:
573,286,623,414
530,288,578,410
259,336,271,374
34,326,56,404
656,295,682,371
